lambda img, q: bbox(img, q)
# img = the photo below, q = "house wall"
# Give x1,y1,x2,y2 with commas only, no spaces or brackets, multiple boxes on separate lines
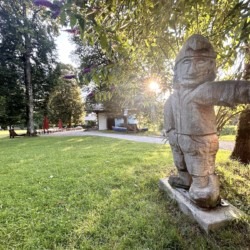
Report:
98,113,107,130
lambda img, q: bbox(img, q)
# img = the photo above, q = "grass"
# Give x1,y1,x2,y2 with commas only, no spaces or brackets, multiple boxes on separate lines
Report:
219,135,236,141
0,135,249,249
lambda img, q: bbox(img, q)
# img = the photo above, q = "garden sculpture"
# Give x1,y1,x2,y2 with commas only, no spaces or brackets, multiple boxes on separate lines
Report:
164,34,250,208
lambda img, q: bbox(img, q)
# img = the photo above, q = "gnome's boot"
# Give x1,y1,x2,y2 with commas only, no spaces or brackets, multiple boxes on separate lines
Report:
168,171,192,190
189,174,220,208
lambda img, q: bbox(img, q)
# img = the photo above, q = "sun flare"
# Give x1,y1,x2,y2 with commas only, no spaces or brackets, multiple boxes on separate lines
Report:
149,81,160,92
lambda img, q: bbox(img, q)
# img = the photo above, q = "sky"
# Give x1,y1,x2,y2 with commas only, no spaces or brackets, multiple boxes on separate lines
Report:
55,31,78,67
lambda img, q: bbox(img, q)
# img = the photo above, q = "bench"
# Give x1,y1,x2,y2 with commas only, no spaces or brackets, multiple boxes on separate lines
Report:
9,129,26,139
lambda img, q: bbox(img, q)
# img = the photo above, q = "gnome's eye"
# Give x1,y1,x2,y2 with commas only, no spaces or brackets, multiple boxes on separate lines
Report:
183,59,191,65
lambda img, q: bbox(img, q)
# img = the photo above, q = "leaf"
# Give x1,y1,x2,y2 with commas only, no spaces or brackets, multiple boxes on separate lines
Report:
59,10,66,25
144,39,150,47
70,14,77,28
100,33,109,50
78,16,85,33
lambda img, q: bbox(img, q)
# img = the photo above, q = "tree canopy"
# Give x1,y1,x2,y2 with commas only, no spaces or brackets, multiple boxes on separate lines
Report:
48,73,85,127
58,0,249,130
1,0,249,135
0,0,60,131
61,0,249,72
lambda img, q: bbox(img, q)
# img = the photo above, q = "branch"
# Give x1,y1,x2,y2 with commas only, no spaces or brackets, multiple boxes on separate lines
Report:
156,36,177,56
32,9,42,23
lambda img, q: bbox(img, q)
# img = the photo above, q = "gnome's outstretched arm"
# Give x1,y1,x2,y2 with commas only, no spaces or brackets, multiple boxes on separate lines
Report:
193,80,250,106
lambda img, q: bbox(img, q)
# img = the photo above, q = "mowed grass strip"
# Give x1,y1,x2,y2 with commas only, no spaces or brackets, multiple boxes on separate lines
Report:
0,136,249,249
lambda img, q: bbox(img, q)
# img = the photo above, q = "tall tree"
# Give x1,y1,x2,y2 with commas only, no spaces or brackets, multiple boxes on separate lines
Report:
0,2,26,128
0,0,58,134
48,79,85,127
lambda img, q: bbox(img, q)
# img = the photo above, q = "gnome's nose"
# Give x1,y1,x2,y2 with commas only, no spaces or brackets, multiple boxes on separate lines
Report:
187,61,197,75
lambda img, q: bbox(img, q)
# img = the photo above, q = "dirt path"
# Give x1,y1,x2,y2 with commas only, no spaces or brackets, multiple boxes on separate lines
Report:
43,130,235,151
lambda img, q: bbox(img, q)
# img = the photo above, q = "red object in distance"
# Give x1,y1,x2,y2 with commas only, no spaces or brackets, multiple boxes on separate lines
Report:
43,116,49,130
58,119,63,129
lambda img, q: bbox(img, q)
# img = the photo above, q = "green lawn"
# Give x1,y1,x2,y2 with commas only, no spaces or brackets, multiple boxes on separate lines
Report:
219,134,236,141
0,136,249,249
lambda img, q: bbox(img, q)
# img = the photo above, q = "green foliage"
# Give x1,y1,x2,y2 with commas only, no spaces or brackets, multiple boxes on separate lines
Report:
215,102,246,134
216,154,250,213
0,0,60,131
48,79,85,127
62,0,250,131
0,76,26,127
0,136,249,249
220,125,237,136
63,0,250,74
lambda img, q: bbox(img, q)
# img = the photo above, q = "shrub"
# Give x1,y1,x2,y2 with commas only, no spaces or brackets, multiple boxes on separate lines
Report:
220,125,237,135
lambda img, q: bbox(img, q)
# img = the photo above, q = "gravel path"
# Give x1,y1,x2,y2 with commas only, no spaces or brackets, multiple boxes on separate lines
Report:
43,130,235,151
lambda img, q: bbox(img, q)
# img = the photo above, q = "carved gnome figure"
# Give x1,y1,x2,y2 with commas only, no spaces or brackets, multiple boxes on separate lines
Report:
165,34,250,208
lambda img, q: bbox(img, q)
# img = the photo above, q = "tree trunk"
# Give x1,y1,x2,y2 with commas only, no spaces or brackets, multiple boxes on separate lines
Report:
230,43,250,164
23,3,35,135
24,52,35,135
68,114,72,128
231,106,250,164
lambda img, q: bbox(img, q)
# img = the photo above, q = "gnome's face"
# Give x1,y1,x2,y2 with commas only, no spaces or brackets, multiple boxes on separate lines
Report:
173,34,217,88
176,56,216,87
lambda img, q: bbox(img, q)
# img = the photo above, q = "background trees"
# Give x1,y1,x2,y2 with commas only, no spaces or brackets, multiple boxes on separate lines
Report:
0,0,59,132
48,79,85,128
47,64,85,127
